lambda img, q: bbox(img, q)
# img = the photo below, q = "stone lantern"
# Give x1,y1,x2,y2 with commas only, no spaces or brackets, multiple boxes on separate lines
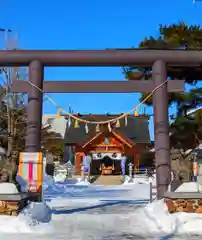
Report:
65,161,73,178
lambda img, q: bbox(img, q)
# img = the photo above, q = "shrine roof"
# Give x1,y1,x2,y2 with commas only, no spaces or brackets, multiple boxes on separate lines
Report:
64,114,150,145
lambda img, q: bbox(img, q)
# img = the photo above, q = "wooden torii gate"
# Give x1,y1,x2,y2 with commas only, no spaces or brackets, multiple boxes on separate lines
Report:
1,49,192,198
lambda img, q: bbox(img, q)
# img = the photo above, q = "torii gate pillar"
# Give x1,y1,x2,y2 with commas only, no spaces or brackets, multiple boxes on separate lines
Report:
153,60,170,199
25,60,43,152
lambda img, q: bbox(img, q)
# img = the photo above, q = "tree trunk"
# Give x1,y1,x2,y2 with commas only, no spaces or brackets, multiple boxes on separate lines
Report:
7,110,12,158
4,68,18,183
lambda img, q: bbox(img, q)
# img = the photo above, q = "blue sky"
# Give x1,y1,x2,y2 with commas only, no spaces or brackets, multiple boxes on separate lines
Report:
1,0,202,140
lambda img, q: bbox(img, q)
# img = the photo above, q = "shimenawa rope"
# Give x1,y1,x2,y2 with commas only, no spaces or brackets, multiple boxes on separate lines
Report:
27,79,168,125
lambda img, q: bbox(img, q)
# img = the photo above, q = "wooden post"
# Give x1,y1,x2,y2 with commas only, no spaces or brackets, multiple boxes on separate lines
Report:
152,60,170,199
26,60,43,152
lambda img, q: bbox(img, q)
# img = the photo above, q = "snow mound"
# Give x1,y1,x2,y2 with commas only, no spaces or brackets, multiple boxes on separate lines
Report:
0,215,37,233
0,214,52,234
132,199,202,237
122,176,134,185
76,178,91,185
0,202,53,234
24,202,52,223
142,199,176,236
0,183,19,194
123,175,153,185
175,182,199,192
53,171,67,182
45,198,202,239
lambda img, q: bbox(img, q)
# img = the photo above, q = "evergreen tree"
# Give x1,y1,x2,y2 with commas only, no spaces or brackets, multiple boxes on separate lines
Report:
124,22,202,150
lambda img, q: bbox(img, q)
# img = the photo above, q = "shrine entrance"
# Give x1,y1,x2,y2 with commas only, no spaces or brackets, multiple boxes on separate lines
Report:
74,126,138,176
90,155,121,175
7,49,188,199
101,156,120,175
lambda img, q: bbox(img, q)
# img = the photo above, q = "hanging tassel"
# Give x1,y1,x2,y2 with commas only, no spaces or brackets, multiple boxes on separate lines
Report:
134,108,139,117
74,119,79,128
56,108,61,118
116,119,120,128
68,116,71,127
96,124,100,132
125,115,128,126
108,122,112,132
85,123,89,134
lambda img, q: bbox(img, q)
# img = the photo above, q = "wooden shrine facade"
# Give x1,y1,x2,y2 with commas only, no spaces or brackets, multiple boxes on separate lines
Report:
7,48,190,198
64,115,151,175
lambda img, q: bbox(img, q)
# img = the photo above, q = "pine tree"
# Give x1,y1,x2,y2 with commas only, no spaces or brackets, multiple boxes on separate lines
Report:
124,21,202,150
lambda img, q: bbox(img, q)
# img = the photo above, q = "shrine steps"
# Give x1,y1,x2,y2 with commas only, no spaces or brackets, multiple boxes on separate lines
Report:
92,175,122,185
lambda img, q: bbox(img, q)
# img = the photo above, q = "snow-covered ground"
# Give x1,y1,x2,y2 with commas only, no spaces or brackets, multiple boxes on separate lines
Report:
0,176,202,239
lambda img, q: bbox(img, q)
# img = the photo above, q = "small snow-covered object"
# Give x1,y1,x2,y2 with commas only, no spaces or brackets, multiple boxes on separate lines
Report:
25,202,52,223
0,183,19,194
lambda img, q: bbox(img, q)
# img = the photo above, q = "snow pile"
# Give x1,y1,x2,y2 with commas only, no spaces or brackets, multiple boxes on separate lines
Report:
123,174,156,186
0,215,41,234
23,202,52,223
0,183,19,194
48,200,175,239
175,182,199,192
133,175,149,184
54,177,78,184
0,214,53,234
0,183,52,234
53,169,67,183
132,199,202,237
140,199,176,237
122,175,134,185
0,202,53,234
76,178,91,186
46,198,202,239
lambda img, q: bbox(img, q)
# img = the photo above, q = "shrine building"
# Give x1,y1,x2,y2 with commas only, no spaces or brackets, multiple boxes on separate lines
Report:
64,114,151,175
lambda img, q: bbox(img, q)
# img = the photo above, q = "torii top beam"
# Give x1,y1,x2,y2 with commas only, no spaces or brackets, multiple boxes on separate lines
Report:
1,49,202,66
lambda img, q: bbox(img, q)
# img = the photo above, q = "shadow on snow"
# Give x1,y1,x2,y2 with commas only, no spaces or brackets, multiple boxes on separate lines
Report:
52,199,149,215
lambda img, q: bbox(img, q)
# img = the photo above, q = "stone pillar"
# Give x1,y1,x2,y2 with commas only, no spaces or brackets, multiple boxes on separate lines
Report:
25,60,43,152
152,60,170,199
